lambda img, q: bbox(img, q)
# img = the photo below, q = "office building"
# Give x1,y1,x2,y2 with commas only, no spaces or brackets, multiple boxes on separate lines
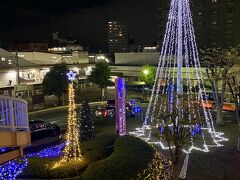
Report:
105,21,128,53
156,0,240,48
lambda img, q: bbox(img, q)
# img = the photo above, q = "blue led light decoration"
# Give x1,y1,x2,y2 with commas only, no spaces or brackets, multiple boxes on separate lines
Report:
0,156,28,180
196,124,201,133
28,143,65,158
159,125,164,134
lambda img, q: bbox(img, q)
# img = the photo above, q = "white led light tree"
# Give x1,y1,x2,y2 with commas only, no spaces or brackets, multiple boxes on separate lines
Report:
130,0,228,163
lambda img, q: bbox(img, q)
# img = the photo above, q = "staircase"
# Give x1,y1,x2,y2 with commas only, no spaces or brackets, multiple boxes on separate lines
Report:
0,95,31,164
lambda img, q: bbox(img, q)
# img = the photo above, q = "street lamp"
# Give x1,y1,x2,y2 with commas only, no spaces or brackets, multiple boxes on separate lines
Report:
143,69,149,76
142,69,149,102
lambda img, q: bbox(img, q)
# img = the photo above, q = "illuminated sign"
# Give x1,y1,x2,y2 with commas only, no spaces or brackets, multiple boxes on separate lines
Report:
115,78,126,136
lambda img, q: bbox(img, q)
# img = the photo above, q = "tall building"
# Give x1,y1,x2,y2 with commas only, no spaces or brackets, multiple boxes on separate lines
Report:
156,0,240,48
105,21,128,53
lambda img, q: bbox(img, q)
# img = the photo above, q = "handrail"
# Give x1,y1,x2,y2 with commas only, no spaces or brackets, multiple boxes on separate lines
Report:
0,95,29,132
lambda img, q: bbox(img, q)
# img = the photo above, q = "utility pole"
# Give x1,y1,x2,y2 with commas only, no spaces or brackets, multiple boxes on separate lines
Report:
15,51,20,85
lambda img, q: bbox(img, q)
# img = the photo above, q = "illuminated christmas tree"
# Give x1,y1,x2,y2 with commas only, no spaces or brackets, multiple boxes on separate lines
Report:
130,0,228,163
62,70,81,161
79,98,95,141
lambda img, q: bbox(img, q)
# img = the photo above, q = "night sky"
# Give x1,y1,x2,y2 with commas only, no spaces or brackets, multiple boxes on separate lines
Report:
0,0,157,50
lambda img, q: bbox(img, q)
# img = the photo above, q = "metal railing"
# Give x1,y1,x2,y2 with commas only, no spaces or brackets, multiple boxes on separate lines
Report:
0,95,29,131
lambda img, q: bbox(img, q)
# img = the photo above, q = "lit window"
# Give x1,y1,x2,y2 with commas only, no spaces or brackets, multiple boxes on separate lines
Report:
8,59,12,64
211,20,218,25
1,57,6,61
198,12,202,16
226,30,233,35
212,10,217,15
212,0,218,4
226,19,233,24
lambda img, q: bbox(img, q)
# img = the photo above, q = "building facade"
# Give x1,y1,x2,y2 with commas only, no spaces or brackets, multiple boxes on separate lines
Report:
156,0,240,48
9,42,48,52
105,21,128,53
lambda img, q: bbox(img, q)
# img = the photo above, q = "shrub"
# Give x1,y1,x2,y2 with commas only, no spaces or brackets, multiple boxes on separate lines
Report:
20,134,117,179
80,135,155,180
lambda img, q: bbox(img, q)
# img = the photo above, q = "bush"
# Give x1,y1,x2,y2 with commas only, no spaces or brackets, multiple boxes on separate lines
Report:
80,135,155,180
20,134,117,179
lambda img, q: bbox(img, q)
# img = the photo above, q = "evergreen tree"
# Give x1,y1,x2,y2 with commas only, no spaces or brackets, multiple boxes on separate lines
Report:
79,99,95,141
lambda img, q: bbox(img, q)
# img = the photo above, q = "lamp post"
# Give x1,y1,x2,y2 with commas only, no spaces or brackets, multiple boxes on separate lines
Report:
142,69,149,101
15,51,20,85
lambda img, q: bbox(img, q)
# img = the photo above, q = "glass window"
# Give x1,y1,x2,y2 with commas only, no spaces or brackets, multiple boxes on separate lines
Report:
225,30,233,35
211,20,218,25
226,19,233,24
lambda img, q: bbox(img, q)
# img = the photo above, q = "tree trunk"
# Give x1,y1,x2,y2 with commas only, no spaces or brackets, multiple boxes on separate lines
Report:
237,127,240,152
57,95,62,106
101,88,105,101
173,164,179,180
62,93,65,106
216,103,224,125
236,101,240,152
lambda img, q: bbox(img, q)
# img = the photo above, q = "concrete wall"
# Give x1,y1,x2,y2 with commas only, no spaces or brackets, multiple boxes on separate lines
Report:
115,52,160,65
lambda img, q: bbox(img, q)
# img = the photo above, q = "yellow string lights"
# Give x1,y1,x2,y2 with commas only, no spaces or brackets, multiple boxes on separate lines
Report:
53,71,82,168
136,150,173,180
62,83,82,161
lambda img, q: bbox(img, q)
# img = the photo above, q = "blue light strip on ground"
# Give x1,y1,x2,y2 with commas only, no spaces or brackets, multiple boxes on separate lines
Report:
0,156,28,180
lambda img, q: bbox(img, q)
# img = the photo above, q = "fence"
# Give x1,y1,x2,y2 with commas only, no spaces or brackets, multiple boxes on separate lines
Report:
0,95,29,131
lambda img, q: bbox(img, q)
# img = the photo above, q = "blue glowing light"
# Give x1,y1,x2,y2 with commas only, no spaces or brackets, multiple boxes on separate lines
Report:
130,99,136,105
191,128,195,136
67,70,77,81
159,125,164,134
134,106,141,113
0,156,28,180
28,143,65,158
196,124,201,133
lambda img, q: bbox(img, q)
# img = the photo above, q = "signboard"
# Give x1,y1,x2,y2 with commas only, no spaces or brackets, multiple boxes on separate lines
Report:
115,78,126,136
14,84,28,91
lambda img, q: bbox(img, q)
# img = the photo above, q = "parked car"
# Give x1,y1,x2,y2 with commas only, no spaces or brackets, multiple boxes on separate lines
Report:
95,99,135,118
29,120,61,142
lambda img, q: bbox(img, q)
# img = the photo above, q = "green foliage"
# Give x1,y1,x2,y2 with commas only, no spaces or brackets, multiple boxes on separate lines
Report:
42,63,69,99
140,64,156,87
89,62,111,89
79,98,95,142
80,135,155,180
20,134,117,179
21,157,87,179
81,134,118,163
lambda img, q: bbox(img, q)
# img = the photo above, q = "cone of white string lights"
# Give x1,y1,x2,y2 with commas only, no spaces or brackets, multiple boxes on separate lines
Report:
53,70,82,168
130,0,228,165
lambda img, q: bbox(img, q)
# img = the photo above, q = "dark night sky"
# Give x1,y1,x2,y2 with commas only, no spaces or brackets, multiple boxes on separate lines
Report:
0,0,157,50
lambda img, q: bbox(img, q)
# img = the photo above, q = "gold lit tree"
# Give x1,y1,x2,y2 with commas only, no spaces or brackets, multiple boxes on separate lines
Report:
62,70,82,162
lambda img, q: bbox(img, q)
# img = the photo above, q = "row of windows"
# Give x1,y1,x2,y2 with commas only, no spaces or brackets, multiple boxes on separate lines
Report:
196,0,234,6
196,19,233,26
197,7,233,16
196,30,233,36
